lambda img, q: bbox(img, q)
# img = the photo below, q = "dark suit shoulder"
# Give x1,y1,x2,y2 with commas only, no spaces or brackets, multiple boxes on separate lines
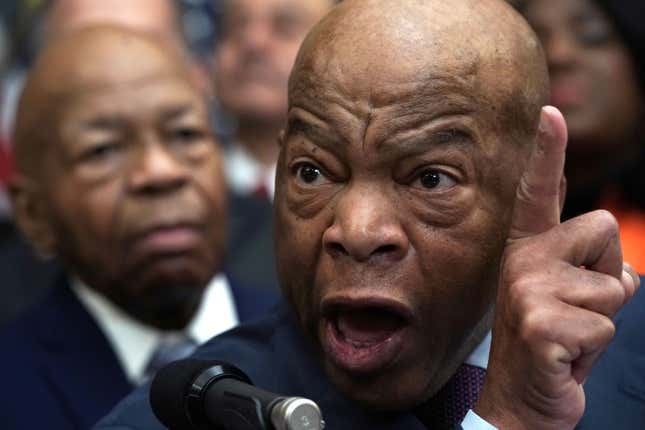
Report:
226,275,279,323
0,280,131,430
577,277,645,429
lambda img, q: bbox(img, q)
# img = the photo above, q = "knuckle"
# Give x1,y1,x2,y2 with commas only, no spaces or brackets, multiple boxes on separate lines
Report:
505,276,541,314
593,316,615,342
591,275,627,312
516,174,557,203
519,307,553,343
590,209,619,237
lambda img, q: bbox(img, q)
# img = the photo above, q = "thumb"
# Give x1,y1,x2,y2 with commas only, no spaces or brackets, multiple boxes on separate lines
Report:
509,106,568,240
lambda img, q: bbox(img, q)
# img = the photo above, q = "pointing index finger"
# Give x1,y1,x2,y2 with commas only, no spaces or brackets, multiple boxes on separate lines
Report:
509,106,568,240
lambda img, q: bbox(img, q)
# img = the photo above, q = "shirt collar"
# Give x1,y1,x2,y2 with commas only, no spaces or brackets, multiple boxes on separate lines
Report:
71,273,239,385
224,143,276,199
464,331,491,369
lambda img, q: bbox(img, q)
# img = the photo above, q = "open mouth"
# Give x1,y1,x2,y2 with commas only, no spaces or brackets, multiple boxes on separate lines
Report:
320,299,412,374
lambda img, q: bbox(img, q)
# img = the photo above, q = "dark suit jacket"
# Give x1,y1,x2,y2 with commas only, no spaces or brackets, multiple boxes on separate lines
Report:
225,192,279,294
0,222,62,325
96,301,463,430
98,282,645,430
0,275,277,430
577,276,645,429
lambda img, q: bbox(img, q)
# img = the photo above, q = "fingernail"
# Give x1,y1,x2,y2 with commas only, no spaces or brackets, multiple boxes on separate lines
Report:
538,107,553,137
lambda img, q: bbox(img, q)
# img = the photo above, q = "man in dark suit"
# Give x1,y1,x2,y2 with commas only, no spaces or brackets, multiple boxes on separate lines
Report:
97,0,640,429
0,26,276,430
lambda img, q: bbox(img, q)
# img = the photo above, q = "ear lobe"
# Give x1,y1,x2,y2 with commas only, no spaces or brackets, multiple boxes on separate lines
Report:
9,176,57,259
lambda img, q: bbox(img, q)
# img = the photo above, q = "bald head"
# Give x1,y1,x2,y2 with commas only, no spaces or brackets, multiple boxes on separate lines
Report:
291,0,548,140
11,25,226,330
45,0,181,48
14,25,193,177
275,0,552,410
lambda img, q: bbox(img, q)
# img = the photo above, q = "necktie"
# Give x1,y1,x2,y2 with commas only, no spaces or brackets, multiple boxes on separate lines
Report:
415,364,486,429
144,336,197,381
253,181,268,199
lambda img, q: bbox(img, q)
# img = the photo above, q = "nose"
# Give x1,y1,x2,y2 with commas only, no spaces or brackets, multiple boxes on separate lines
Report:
322,185,409,263
544,31,578,70
128,139,188,194
241,19,271,53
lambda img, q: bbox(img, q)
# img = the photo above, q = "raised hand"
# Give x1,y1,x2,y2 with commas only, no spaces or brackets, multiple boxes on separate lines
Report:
475,106,640,430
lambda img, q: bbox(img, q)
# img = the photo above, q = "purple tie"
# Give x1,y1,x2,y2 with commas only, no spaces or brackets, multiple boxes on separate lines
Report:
416,363,486,429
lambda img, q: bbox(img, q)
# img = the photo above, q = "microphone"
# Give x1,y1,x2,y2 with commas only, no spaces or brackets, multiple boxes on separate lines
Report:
150,358,326,430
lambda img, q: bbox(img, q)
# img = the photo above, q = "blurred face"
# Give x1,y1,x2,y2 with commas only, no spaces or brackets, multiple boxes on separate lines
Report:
275,37,529,409
214,0,331,124
41,69,226,328
523,0,643,152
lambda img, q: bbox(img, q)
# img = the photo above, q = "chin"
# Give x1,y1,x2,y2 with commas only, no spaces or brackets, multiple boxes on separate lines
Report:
122,281,206,330
324,361,431,411
132,252,217,289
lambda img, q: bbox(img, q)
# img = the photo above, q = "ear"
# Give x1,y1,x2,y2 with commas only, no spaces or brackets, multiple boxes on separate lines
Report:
9,175,57,259
277,129,286,149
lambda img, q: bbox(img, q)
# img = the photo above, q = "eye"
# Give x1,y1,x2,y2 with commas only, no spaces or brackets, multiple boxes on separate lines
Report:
414,169,457,191
577,21,613,47
170,127,204,144
80,141,122,163
293,162,330,186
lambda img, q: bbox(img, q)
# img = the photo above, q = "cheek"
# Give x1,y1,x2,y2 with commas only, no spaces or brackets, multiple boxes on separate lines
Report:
411,182,511,317
589,50,641,111
55,185,120,246
275,199,327,326
195,167,227,216
215,44,237,75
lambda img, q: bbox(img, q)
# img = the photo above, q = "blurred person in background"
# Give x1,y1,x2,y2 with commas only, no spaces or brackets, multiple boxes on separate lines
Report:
213,0,334,292
521,2,645,427
0,26,275,430
520,0,645,273
0,0,203,325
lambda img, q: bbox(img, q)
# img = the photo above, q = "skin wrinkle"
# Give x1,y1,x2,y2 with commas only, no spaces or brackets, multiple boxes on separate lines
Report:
14,33,189,177
275,0,550,410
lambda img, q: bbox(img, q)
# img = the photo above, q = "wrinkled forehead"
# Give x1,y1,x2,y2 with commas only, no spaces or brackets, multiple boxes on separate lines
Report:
289,0,545,130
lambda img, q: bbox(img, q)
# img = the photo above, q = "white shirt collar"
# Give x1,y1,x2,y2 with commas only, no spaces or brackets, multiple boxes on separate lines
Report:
464,331,491,369
224,143,276,199
71,274,239,385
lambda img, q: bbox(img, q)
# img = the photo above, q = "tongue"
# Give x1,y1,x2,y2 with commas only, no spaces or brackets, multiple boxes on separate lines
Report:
336,309,404,345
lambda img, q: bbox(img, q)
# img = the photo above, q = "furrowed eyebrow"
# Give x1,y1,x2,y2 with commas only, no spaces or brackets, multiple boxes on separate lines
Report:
376,112,477,154
394,127,474,154
286,114,345,151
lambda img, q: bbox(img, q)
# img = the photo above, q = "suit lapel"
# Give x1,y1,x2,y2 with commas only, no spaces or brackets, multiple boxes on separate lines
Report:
34,278,133,428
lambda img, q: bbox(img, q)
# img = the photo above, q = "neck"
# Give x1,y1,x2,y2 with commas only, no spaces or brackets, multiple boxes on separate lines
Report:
237,120,282,168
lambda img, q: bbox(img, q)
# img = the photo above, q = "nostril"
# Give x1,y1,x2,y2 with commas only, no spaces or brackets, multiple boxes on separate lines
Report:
326,242,348,257
374,244,397,255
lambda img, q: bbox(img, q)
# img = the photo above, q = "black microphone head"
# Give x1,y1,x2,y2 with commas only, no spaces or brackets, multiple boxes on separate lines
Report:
150,358,251,430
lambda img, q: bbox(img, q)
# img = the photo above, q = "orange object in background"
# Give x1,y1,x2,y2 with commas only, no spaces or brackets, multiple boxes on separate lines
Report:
601,194,645,274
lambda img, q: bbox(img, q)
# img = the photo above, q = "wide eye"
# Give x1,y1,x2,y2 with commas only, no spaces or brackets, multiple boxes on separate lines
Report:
414,169,457,191
293,162,330,186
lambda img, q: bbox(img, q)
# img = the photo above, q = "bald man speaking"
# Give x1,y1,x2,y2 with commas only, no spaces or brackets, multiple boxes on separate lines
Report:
97,0,639,429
